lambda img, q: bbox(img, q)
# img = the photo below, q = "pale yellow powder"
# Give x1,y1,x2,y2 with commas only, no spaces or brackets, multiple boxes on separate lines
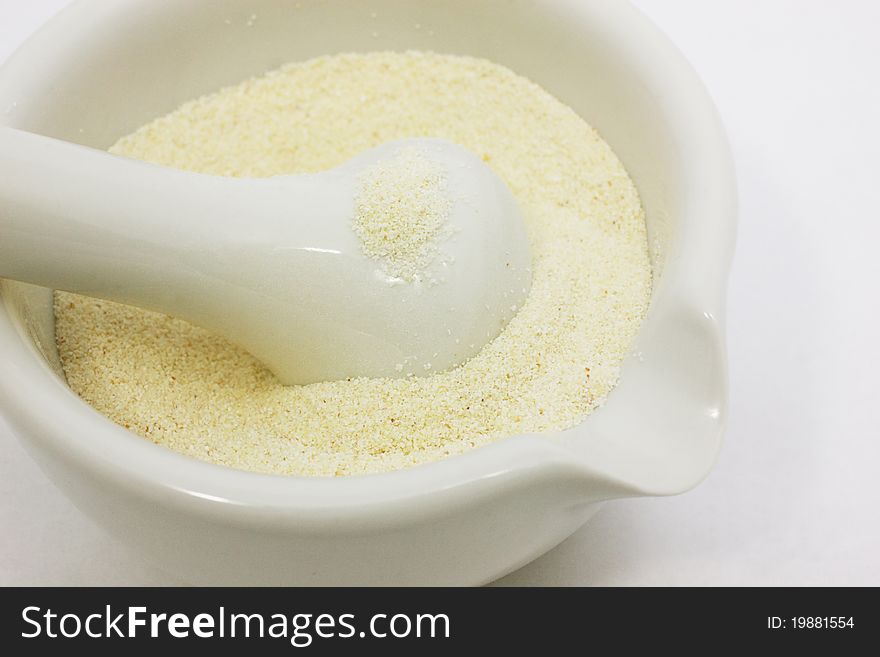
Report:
54,51,652,476
353,148,451,282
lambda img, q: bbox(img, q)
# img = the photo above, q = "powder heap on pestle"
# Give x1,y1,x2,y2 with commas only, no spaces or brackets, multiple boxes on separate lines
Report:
353,148,452,283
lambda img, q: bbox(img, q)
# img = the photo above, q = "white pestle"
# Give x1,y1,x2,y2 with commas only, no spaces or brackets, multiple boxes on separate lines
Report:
0,127,531,385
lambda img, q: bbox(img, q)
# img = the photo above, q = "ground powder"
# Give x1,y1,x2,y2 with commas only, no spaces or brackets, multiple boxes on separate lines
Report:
353,147,452,283
54,51,652,476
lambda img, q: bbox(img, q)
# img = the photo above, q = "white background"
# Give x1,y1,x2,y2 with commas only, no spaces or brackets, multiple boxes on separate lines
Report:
1,0,878,586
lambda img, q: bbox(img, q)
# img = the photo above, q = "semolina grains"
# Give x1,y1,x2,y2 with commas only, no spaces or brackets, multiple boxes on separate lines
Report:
54,52,652,476
353,147,451,283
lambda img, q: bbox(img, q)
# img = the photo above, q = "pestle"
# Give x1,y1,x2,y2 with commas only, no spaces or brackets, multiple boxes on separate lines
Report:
0,127,531,384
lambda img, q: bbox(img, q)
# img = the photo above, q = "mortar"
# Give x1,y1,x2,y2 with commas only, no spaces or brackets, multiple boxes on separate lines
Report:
0,0,735,585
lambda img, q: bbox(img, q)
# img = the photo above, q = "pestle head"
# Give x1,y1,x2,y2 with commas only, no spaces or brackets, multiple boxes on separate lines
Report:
236,138,533,384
